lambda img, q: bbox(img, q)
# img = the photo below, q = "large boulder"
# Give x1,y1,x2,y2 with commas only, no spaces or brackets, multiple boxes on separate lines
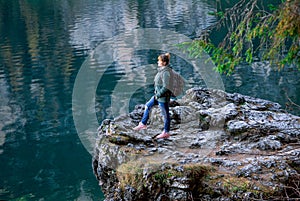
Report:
93,88,300,201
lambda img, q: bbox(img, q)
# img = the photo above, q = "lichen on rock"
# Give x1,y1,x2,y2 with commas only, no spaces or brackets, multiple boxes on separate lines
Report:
93,87,300,201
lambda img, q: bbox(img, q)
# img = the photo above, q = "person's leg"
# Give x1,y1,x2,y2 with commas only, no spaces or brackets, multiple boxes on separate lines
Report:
141,96,157,125
133,96,157,130
156,101,171,138
159,102,170,132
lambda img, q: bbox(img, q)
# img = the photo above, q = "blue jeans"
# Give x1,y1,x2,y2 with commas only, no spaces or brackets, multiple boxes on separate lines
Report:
141,96,170,132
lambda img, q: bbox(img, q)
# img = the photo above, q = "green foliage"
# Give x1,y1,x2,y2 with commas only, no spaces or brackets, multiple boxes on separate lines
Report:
208,11,225,18
153,170,174,185
183,0,300,74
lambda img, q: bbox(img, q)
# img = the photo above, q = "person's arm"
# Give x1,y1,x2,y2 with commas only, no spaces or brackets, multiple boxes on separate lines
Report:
155,71,170,98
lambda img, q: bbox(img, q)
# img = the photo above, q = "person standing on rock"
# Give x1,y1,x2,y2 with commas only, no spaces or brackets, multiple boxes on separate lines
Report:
133,53,172,139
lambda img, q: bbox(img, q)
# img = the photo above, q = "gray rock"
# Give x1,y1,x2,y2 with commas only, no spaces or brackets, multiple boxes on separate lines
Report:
93,88,300,201
237,164,262,177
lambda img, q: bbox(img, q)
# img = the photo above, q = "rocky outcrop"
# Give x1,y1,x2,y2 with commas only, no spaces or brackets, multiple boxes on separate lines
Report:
93,88,300,201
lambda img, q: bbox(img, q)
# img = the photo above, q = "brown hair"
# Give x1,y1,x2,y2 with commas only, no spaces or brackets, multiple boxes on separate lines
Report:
158,53,170,65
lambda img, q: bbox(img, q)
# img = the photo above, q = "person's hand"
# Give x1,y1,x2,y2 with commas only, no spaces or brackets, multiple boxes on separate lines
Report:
155,92,161,99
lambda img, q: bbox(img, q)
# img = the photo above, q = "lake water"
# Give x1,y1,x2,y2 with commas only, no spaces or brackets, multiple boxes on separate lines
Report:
0,1,299,200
